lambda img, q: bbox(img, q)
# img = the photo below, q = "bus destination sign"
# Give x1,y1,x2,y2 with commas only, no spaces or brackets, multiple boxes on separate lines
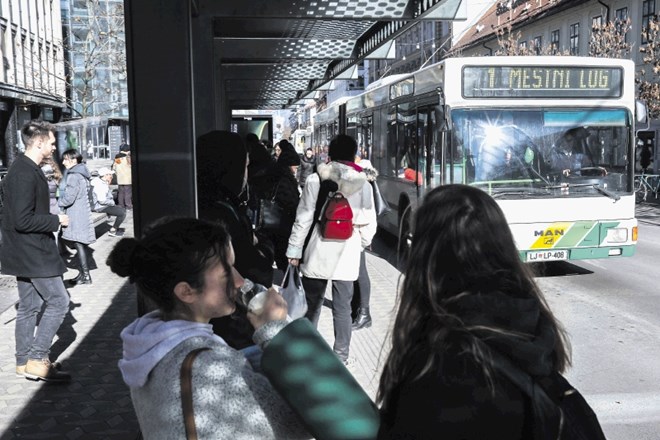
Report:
463,66,623,98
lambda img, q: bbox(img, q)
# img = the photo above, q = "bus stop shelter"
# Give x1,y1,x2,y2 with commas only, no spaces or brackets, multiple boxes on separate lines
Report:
124,0,467,236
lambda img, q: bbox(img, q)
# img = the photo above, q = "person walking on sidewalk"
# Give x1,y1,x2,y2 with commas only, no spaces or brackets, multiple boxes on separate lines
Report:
58,149,96,286
91,167,126,237
351,155,377,331
351,250,372,330
286,134,377,365
113,143,132,210
0,120,71,382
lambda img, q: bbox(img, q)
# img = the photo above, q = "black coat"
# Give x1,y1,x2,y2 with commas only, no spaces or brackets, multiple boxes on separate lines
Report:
377,349,530,440
298,154,315,186
0,154,66,277
198,187,274,287
198,187,275,349
378,291,559,440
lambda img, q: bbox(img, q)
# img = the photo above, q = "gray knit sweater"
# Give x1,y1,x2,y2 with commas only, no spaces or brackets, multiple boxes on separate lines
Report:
122,317,310,440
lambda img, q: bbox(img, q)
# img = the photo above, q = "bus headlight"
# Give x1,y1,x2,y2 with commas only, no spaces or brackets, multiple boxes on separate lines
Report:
606,228,628,243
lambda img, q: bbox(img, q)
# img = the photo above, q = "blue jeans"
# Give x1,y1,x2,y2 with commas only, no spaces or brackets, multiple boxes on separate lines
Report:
15,276,70,365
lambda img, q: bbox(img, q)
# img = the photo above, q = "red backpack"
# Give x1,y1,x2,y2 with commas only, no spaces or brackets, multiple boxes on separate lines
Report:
319,192,353,240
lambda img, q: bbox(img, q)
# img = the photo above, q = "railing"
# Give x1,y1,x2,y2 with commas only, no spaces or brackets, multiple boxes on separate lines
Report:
634,172,660,203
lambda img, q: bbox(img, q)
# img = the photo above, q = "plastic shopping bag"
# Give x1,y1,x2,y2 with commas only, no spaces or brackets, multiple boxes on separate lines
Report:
281,264,308,320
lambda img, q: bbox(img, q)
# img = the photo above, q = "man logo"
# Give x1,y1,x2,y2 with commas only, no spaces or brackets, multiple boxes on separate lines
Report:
534,229,565,237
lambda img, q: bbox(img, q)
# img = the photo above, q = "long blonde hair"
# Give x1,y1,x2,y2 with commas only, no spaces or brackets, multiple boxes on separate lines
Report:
40,156,63,183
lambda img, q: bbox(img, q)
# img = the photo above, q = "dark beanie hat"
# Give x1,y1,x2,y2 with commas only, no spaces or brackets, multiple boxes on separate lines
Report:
196,130,247,200
277,140,301,167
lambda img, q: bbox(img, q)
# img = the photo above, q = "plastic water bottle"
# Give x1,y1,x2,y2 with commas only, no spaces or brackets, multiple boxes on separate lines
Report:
239,279,269,314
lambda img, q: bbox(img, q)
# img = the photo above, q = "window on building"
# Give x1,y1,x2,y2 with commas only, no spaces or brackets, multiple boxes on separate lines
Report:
550,29,560,54
520,40,527,51
533,36,543,54
570,23,580,55
642,0,656,44
615,7,629,42
592,15,603,29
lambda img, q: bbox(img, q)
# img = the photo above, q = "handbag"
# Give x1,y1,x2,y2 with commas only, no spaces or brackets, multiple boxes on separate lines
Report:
370,179,389,216
181,347,210,440
256,182,288,233
280,264,308,320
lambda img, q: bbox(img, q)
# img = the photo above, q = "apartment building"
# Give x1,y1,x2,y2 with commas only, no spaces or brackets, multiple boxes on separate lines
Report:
0,0,66,166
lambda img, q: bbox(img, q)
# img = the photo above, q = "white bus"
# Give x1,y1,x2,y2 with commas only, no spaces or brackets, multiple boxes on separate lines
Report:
313,56,645,261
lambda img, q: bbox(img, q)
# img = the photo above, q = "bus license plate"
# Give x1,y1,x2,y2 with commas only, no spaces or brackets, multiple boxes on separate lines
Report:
526,250,568,262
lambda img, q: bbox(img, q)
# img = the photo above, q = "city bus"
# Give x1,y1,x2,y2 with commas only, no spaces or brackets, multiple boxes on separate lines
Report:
313,56,644,262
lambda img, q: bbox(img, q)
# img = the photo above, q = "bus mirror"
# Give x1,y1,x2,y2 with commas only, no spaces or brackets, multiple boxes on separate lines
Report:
636,100,648,125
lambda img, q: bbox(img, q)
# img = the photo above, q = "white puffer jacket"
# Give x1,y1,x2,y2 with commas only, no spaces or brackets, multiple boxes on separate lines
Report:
286,161,377,281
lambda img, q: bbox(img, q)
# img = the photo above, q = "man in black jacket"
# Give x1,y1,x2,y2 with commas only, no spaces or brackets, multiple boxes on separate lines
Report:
0,120,71,382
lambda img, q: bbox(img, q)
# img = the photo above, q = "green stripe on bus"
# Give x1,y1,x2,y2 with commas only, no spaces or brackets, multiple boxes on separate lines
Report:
555,221,596,247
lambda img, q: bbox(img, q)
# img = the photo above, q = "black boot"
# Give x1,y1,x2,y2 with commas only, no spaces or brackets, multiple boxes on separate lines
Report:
352,307,372,330
74,243,92,285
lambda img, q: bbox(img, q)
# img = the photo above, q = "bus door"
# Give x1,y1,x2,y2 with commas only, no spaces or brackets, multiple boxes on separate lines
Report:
380,102,418,221
416,100,444,194
445,112,466,184
347,115,358,144
357,114,373,164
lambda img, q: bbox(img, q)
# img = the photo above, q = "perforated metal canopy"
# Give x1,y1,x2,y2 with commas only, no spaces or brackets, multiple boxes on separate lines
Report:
194,0,467,110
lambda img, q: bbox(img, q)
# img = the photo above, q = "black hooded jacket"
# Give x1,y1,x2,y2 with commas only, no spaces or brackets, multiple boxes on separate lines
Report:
378,291,559,440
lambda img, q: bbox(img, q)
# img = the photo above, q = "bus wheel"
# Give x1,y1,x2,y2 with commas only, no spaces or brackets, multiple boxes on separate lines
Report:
397,206,412,271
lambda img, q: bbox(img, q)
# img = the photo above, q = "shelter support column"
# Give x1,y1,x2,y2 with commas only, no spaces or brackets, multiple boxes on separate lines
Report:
124,0,197,238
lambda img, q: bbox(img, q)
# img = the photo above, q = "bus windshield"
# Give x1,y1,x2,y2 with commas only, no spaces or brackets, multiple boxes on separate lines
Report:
451,108,632,197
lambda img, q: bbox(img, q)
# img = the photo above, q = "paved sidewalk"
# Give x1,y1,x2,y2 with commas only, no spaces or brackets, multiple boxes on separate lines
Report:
0,213,140,440
0,208,401,439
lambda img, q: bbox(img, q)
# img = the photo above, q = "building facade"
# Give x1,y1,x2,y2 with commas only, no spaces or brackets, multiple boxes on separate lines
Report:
451,0,660,172
0,0,66,167
60,0,127,120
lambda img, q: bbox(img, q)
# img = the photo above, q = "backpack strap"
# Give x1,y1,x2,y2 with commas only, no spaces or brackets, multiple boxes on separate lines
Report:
301,174,338,260
486,347,561,440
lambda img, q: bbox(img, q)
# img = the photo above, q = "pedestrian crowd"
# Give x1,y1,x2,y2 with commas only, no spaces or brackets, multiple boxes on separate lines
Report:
0,120,132,380
0,121,606,439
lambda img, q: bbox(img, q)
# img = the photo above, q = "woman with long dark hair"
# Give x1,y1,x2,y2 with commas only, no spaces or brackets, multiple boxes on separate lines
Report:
377,184,572,439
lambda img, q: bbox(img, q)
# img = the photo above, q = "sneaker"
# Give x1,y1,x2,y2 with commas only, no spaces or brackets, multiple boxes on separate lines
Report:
16,361,61,378
342,356,356,368
24,359,70,383
108,229,124,237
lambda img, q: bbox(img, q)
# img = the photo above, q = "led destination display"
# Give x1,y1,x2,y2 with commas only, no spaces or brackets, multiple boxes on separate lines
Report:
463,66,623,98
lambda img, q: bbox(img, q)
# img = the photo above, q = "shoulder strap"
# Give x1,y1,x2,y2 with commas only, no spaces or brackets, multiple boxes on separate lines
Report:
487,347,561,440
181,347,211,440
215,200,241,223
270,180,281,201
